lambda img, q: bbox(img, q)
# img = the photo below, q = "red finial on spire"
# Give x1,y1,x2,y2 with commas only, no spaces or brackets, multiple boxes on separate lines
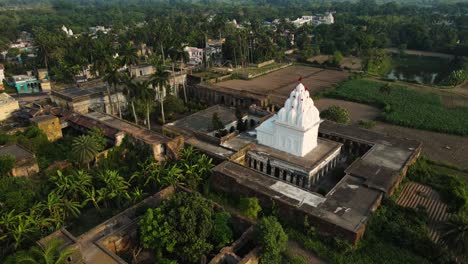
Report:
298,76,303,82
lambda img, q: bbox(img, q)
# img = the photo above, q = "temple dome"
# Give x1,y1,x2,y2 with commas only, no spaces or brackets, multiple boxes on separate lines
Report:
277,82,320,130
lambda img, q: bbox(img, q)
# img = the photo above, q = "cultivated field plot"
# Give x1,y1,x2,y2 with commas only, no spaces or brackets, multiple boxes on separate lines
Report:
216,65,349,104
396,182,450,242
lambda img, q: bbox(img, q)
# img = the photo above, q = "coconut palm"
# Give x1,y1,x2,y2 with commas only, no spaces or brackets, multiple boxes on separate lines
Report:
150,63,170,124
103,62,124,118
119,42,139,68
72,135,100,169
123,75,140,124
439,213,468,263
12,238,75,264
134,80,155,129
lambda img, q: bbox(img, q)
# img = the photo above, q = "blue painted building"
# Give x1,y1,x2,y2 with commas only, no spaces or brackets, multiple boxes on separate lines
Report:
11,75,42,94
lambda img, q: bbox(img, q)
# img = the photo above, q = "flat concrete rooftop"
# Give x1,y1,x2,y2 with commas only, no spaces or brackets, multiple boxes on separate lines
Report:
165,105,237,135
0,143,35,163
51,85,108,102
85,112,170,145
250,138,342,171
213,161,382,234
215,66,349,104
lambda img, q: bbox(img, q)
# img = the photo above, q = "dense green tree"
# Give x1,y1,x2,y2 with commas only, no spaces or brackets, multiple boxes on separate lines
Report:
439,213,468,263
139,192,215,263
239,197,262,220
212,212,233,249
0,154,15,176
254,216,288,264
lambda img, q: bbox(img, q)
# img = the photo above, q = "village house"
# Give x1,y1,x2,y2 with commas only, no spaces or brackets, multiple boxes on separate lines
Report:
0,143,40,177
0,93,20,121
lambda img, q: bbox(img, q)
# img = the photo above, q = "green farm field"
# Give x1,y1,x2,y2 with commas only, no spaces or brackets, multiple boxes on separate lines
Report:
326,79,468,136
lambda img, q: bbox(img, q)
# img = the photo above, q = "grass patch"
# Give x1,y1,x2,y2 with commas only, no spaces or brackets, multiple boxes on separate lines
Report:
326,79,468,135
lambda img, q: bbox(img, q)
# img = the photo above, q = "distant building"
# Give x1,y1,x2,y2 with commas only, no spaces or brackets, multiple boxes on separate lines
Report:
89,26,111,36
0,93,19,121
50,85,126,114
206,38,225,66
129,64,155,78
184,46,204,66
10,74,42,94
292,12,335,27
0,144,40,177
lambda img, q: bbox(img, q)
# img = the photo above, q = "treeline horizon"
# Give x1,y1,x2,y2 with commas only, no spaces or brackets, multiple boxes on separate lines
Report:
1,0,468,8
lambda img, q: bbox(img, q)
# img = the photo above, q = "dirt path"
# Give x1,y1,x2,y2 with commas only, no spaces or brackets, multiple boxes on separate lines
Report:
287,240,327,264
373,122,468,169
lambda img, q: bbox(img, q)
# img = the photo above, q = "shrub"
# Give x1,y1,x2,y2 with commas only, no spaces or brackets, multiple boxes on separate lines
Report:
255,216,288,264
358,120,377,129
239,197,262,219
0,154,15,176
212,212,233,249
320,105,351,124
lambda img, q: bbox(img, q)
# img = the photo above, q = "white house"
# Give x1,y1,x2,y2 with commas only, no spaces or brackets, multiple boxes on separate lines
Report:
184,47,204,66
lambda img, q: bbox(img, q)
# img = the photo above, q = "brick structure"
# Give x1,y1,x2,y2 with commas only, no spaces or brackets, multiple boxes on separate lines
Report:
30,115,63,142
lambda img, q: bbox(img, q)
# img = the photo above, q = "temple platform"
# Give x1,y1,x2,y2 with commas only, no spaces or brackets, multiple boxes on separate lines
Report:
246,138,342,189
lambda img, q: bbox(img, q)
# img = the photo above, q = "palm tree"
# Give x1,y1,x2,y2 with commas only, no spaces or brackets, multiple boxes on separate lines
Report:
439,213,468,263
150,63,170,124
119,42,139,67
72,135,100,169
135,80,155,129
104,62,123,118
168,43,189,102
123,75,140,124
13,238,75,264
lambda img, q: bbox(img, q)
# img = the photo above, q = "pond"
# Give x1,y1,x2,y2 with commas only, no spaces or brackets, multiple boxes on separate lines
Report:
384,55,452,85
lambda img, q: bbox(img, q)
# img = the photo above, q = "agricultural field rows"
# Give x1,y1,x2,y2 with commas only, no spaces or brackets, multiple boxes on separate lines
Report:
327,79,468,136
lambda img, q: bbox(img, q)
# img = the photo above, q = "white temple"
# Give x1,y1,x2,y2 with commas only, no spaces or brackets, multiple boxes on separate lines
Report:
256,82,321,157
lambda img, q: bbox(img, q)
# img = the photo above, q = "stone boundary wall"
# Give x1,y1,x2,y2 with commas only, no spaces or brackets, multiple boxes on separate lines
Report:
77,187,175,242
212,168,371,244
250,60,275,68
206,73,233,84
220,131,239,144
236,63,292,80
